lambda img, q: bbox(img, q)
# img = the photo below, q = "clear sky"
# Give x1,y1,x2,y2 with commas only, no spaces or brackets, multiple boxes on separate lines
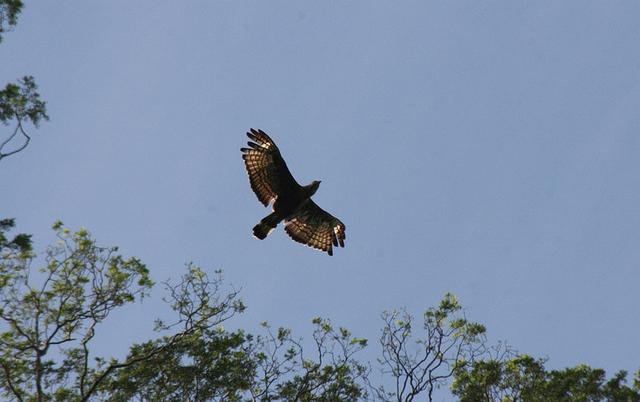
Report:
2,0,640,396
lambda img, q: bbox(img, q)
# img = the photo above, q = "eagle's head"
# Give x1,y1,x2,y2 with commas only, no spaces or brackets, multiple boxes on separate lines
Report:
307,180,321,196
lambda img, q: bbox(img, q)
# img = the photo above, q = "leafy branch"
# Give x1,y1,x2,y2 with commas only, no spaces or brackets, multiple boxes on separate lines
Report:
0,0,23,43
0,76,48,162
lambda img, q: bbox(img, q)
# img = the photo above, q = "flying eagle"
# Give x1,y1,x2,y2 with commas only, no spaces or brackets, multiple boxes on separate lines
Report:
241,129,346,256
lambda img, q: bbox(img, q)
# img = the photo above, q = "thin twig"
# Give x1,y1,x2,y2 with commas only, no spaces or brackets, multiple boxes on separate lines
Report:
0,118,31,161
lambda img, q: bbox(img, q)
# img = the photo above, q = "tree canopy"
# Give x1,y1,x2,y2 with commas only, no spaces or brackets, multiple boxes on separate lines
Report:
1,219,638,401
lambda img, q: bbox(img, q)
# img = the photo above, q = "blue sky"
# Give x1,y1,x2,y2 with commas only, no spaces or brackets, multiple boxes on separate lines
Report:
2,0,640,395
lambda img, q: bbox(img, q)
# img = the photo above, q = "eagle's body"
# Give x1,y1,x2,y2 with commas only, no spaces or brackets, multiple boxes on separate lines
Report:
252,181,319,240
241,129,346,255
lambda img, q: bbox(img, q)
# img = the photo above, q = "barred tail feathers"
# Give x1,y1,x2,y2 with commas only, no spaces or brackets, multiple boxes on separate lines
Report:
253,212,280,240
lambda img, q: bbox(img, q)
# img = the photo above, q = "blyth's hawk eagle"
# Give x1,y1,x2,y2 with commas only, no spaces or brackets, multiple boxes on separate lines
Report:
241,129,346,256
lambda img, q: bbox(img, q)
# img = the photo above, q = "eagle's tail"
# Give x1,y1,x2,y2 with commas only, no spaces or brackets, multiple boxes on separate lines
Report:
253,212,280,240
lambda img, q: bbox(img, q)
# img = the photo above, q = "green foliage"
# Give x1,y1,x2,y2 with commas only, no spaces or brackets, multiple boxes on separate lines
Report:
95,313,369,401
250,318,368,401
370,292,487,401
0,218,32,256
0,76,48,161
452,351,640,402
99,329,254,401
1,1,48,162
0,221,154,401
0,0,23,43
0,76,48,126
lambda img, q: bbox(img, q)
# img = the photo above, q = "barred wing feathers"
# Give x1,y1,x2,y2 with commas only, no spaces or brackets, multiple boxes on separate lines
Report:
240,129,298,206
284,200,346,256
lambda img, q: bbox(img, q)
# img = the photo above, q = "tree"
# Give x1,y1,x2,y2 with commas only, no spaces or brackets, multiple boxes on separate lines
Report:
2,220,638,401
0,220,368,401
368,294,487,402
102,317,369,402
0,76,48,162
0,0,23,43
0,220,244,401
247,319,368,401
0,1,48,162
98,327,254,401
452,352,640,402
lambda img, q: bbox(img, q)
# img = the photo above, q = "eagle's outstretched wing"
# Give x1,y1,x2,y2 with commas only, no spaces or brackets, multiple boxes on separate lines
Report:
240,129,298,206
284,200,346,256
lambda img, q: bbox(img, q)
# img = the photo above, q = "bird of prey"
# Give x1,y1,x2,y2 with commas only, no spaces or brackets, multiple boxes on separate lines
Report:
241,129,346,256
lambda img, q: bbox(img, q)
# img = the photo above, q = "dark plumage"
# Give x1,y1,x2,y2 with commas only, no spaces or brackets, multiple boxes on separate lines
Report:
241,129,346,256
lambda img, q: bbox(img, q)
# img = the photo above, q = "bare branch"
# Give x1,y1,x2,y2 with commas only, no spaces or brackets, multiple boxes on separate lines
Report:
0,118,33,161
